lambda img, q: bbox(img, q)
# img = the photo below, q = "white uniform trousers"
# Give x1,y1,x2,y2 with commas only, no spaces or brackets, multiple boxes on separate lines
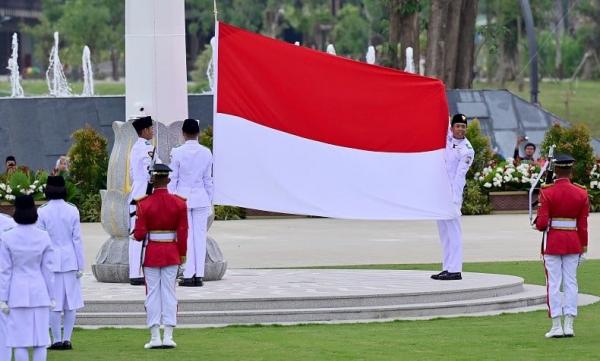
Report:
129,210,143,279
144,265,178,328
544,254,579,318
182,207,210,279
0,313,10,361
436,217,463,273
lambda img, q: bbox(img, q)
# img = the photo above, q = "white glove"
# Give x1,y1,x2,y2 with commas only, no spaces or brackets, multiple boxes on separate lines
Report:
0,301,9,315
76,270,84,279
50,299,56,309
579,254,587,266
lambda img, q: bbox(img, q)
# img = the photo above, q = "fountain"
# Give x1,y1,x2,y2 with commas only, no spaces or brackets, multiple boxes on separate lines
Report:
206,37,216,93
46,32,72,97
7,33,24,98
326,44,336,55
366,45,376,65
82,46,95,96
404,47,416,74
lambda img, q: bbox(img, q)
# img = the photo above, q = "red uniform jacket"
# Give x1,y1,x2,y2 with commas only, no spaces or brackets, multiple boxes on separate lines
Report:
134,188,188,267
535,178,589,255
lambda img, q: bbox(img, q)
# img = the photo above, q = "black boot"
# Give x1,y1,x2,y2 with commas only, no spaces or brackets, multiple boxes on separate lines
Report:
437,272,462,280
129,277,145,286
48,342,63,350
179,278,196,287
194,277,204,287
62,341,73,350
431,270,448,280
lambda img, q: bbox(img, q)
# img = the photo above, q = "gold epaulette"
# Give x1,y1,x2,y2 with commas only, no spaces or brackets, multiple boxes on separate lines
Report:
541,183,554,189
574,183,587,190
173,194,187,201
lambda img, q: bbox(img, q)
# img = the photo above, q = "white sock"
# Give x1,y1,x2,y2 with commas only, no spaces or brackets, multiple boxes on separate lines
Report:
32,347,47,361
63,309,77,341
14,348,28,361
50,311,63,343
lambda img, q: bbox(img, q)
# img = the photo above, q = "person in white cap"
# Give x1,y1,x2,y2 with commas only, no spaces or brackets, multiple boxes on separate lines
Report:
169,118,213,287
431,113,474,281
0,195,55,361
37,175,84,351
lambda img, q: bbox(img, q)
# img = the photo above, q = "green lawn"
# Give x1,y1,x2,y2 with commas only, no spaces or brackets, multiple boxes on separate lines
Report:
474,80,600,138
49,260,600,361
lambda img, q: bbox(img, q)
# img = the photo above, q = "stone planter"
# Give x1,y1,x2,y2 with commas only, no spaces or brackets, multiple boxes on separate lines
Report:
0,201,46,216
489,191,537,214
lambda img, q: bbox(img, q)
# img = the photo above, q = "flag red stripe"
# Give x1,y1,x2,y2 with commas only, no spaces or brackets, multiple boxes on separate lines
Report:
217,22,449,153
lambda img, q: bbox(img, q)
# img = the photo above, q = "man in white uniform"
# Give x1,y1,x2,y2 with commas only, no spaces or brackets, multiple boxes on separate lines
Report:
37,175,84,350
431,113,474,281
0,213,15,361
169,119,214,287
129,115,159,285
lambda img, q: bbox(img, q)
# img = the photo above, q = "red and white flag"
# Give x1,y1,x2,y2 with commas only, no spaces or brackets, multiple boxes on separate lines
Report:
213,22,457,220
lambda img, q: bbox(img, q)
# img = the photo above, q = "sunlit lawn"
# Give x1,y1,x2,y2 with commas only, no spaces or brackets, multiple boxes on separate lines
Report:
48,260,600,361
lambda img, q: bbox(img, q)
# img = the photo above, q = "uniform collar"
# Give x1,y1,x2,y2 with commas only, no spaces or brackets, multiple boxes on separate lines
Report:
185,140,197,144
153,187,169,194
554,178,571,184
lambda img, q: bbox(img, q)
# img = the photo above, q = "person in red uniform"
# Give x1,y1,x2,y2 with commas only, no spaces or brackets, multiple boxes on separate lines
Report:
535,154,589,338
133,163,188,349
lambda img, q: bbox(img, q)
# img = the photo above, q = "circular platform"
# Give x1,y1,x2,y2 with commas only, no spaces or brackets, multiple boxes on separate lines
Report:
78,269,598,326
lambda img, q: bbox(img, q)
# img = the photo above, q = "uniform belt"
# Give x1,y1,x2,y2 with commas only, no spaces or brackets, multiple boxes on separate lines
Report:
148,231,176,241
550,219,577,230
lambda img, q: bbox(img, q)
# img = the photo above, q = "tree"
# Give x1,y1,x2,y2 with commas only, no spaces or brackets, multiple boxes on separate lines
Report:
388,0,421,70
332,5,369,59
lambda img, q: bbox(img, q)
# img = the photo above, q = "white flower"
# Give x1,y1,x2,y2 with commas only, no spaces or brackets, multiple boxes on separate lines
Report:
5,194,15,201
483,182,492,188
479,176,484,181
0,184,5,191
6,186,12,193
591,181,599,189
29,185,36,190
493,180,502,187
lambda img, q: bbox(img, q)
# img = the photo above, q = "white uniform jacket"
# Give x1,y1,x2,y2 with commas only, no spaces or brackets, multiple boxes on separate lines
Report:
444,129,475,205
0,225,54,307
37,200,84,272
129,138,159,200
168,140,214,208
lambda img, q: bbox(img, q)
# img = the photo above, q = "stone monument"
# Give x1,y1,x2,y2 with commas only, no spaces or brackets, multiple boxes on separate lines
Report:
92,0,226,282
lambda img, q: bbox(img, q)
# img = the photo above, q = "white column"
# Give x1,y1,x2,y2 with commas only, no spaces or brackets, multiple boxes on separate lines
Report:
125,0,188,124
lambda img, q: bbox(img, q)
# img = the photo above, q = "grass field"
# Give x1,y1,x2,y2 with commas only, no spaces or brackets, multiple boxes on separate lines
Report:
474,80,600,137
47,260,600,361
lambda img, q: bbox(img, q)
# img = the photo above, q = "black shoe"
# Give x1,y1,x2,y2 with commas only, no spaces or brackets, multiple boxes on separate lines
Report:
194,277,204,287
48,342,63,350
437,272,462,280
62,341,72,350
431,270,448,280
179,278,196,287
129,277,145,286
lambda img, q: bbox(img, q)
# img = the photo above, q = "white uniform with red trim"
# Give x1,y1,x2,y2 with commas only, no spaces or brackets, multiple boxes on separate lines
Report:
0,214,16,361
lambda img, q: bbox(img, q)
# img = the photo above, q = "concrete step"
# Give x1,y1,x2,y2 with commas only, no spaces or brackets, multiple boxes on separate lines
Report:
80,281,524,313
76,285,549,326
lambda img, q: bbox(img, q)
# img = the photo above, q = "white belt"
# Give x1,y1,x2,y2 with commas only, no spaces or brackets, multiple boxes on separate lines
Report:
148,232,176,242
550,219,577,230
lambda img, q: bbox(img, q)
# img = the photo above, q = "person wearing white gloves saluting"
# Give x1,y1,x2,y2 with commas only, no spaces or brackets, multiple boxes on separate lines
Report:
0,195,55,361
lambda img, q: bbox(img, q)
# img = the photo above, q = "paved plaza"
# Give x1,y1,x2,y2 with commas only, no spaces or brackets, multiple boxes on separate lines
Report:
81,213,600,272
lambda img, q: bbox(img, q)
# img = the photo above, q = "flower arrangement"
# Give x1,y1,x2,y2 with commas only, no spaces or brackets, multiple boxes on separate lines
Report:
0,170,47,202
474,159,544,192
590,164,600,190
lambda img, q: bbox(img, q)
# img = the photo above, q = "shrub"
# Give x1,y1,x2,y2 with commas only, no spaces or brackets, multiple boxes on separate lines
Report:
462,180,492,215
466,118,494,179
540,123,596,186
68,126,109,195
78,192,102,222
0,170,47,202
474,161,544,192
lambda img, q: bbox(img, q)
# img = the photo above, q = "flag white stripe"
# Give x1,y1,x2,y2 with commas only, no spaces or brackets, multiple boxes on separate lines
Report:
213,113,459,220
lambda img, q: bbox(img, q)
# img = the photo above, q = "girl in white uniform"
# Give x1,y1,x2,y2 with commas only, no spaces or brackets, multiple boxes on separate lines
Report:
0,213,16,361
37,175,84,350
0,195,55,361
